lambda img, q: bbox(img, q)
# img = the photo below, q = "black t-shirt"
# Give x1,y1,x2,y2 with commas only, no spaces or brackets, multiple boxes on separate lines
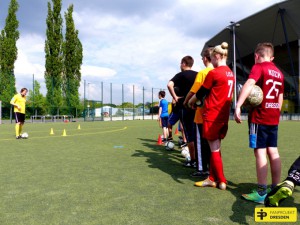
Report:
170,70,197,107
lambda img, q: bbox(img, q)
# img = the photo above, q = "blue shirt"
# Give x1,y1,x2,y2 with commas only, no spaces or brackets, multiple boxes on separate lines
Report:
159,99,169,118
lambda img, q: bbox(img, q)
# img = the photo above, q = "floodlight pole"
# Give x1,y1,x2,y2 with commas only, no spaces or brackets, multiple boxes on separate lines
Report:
228,21,240,109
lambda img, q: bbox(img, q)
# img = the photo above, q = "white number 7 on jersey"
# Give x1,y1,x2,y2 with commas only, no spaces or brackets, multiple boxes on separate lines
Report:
228,80,233,98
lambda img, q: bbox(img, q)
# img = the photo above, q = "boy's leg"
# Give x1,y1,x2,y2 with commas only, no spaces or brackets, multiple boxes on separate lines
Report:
286,156,300,185
242,148,268,203
255,148,268,186
267,147,281,186
265,156,299,207
19,123,23,135
15,123,20,137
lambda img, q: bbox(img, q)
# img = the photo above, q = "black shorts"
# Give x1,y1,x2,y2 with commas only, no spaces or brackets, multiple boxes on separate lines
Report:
179,107,195,143
15,112,25,123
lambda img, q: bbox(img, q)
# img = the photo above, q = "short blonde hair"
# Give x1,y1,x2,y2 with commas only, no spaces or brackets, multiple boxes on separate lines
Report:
211,42,229,57
255,42,274,58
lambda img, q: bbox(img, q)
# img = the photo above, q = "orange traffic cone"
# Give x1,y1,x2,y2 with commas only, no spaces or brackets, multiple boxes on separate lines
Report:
175,127,179,135
157,134,163,145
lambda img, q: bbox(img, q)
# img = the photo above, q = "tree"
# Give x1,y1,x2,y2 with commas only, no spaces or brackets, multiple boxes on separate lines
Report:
0,0,19,107
63,4,83,115
44,0,63,114
27,80,47,115
120,102,134,108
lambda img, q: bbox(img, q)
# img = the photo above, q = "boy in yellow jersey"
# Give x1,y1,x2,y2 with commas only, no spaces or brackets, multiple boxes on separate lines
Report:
184,47,214,177
10,88,28,139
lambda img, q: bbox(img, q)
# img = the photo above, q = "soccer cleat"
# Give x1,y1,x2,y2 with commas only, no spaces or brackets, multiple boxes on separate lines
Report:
264,181,294,207
218,182,227,190
167,137,173,141
190,170,209,178
16,135,22,139
194,178,217,188
242,190,267,204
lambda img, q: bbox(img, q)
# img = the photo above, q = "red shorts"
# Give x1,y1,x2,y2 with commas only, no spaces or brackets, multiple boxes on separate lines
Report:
203,121,228,140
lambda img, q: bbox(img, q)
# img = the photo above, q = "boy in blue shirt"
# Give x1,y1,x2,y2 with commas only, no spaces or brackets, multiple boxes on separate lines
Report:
158,91,169,143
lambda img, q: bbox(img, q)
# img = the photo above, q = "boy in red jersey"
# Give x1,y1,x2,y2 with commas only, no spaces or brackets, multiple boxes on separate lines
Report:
234,42,284,204
189,42,235,190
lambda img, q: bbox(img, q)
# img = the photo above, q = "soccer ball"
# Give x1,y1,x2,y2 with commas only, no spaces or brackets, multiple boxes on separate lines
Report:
21,132,29,139
181,146,190,158
246,85,263,107
165,141,175,150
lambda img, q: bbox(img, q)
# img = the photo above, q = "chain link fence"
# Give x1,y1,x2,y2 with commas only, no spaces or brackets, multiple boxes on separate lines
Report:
0,80,168,123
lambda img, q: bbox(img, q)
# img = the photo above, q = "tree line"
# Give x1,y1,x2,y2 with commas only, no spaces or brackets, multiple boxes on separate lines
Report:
0,0,82,117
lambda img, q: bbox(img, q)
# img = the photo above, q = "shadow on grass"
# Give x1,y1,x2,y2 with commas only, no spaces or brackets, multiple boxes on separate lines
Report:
134,138,300,223
226,181,259,225
133,138,193,184
226,181,300,224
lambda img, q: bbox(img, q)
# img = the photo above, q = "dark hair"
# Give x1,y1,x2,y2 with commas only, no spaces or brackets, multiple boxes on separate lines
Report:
20,88,28,93
181,56,194,67
159,90,166,98
202,47,214,61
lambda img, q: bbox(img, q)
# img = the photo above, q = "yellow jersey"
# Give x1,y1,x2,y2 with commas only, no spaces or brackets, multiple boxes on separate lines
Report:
190,67,213,124
10,93,26,114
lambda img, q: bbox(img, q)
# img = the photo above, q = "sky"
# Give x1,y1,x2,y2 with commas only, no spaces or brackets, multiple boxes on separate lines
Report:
0,0,284,104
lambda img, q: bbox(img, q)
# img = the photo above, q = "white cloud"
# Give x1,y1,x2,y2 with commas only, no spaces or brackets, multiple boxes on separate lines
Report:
1,0,287,101
81,65,116,80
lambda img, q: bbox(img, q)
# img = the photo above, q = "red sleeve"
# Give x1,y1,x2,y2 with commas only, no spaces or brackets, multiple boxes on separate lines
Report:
202,70,214,90
248,64,262,81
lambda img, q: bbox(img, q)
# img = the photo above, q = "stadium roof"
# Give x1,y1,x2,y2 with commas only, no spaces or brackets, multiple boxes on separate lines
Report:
202,0,300,63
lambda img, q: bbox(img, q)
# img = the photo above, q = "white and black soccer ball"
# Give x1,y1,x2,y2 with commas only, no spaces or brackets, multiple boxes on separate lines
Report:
21,132,29,139
246,85,263,107
181,146,190,158
165,141,175,150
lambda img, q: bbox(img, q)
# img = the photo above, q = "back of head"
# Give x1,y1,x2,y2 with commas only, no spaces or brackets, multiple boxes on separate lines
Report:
159,90,166,98
255,42,274,58
181,56,194,67
202,47,214,62
211,42,229,57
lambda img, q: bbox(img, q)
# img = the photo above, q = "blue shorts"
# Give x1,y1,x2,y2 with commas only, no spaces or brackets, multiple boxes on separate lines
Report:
161,116,169,128
249,123,278,149
168,112,179,126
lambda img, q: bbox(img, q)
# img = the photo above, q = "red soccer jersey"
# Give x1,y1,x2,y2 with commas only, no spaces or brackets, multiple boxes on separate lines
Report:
248,61,284,125
202,66,235,123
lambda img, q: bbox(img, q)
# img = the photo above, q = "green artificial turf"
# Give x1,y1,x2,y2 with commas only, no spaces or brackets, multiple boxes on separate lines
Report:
0,120,299,225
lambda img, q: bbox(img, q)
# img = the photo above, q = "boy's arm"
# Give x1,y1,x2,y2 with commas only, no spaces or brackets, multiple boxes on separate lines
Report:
10,96,20,110
278,93,283,111
234,78,256,123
